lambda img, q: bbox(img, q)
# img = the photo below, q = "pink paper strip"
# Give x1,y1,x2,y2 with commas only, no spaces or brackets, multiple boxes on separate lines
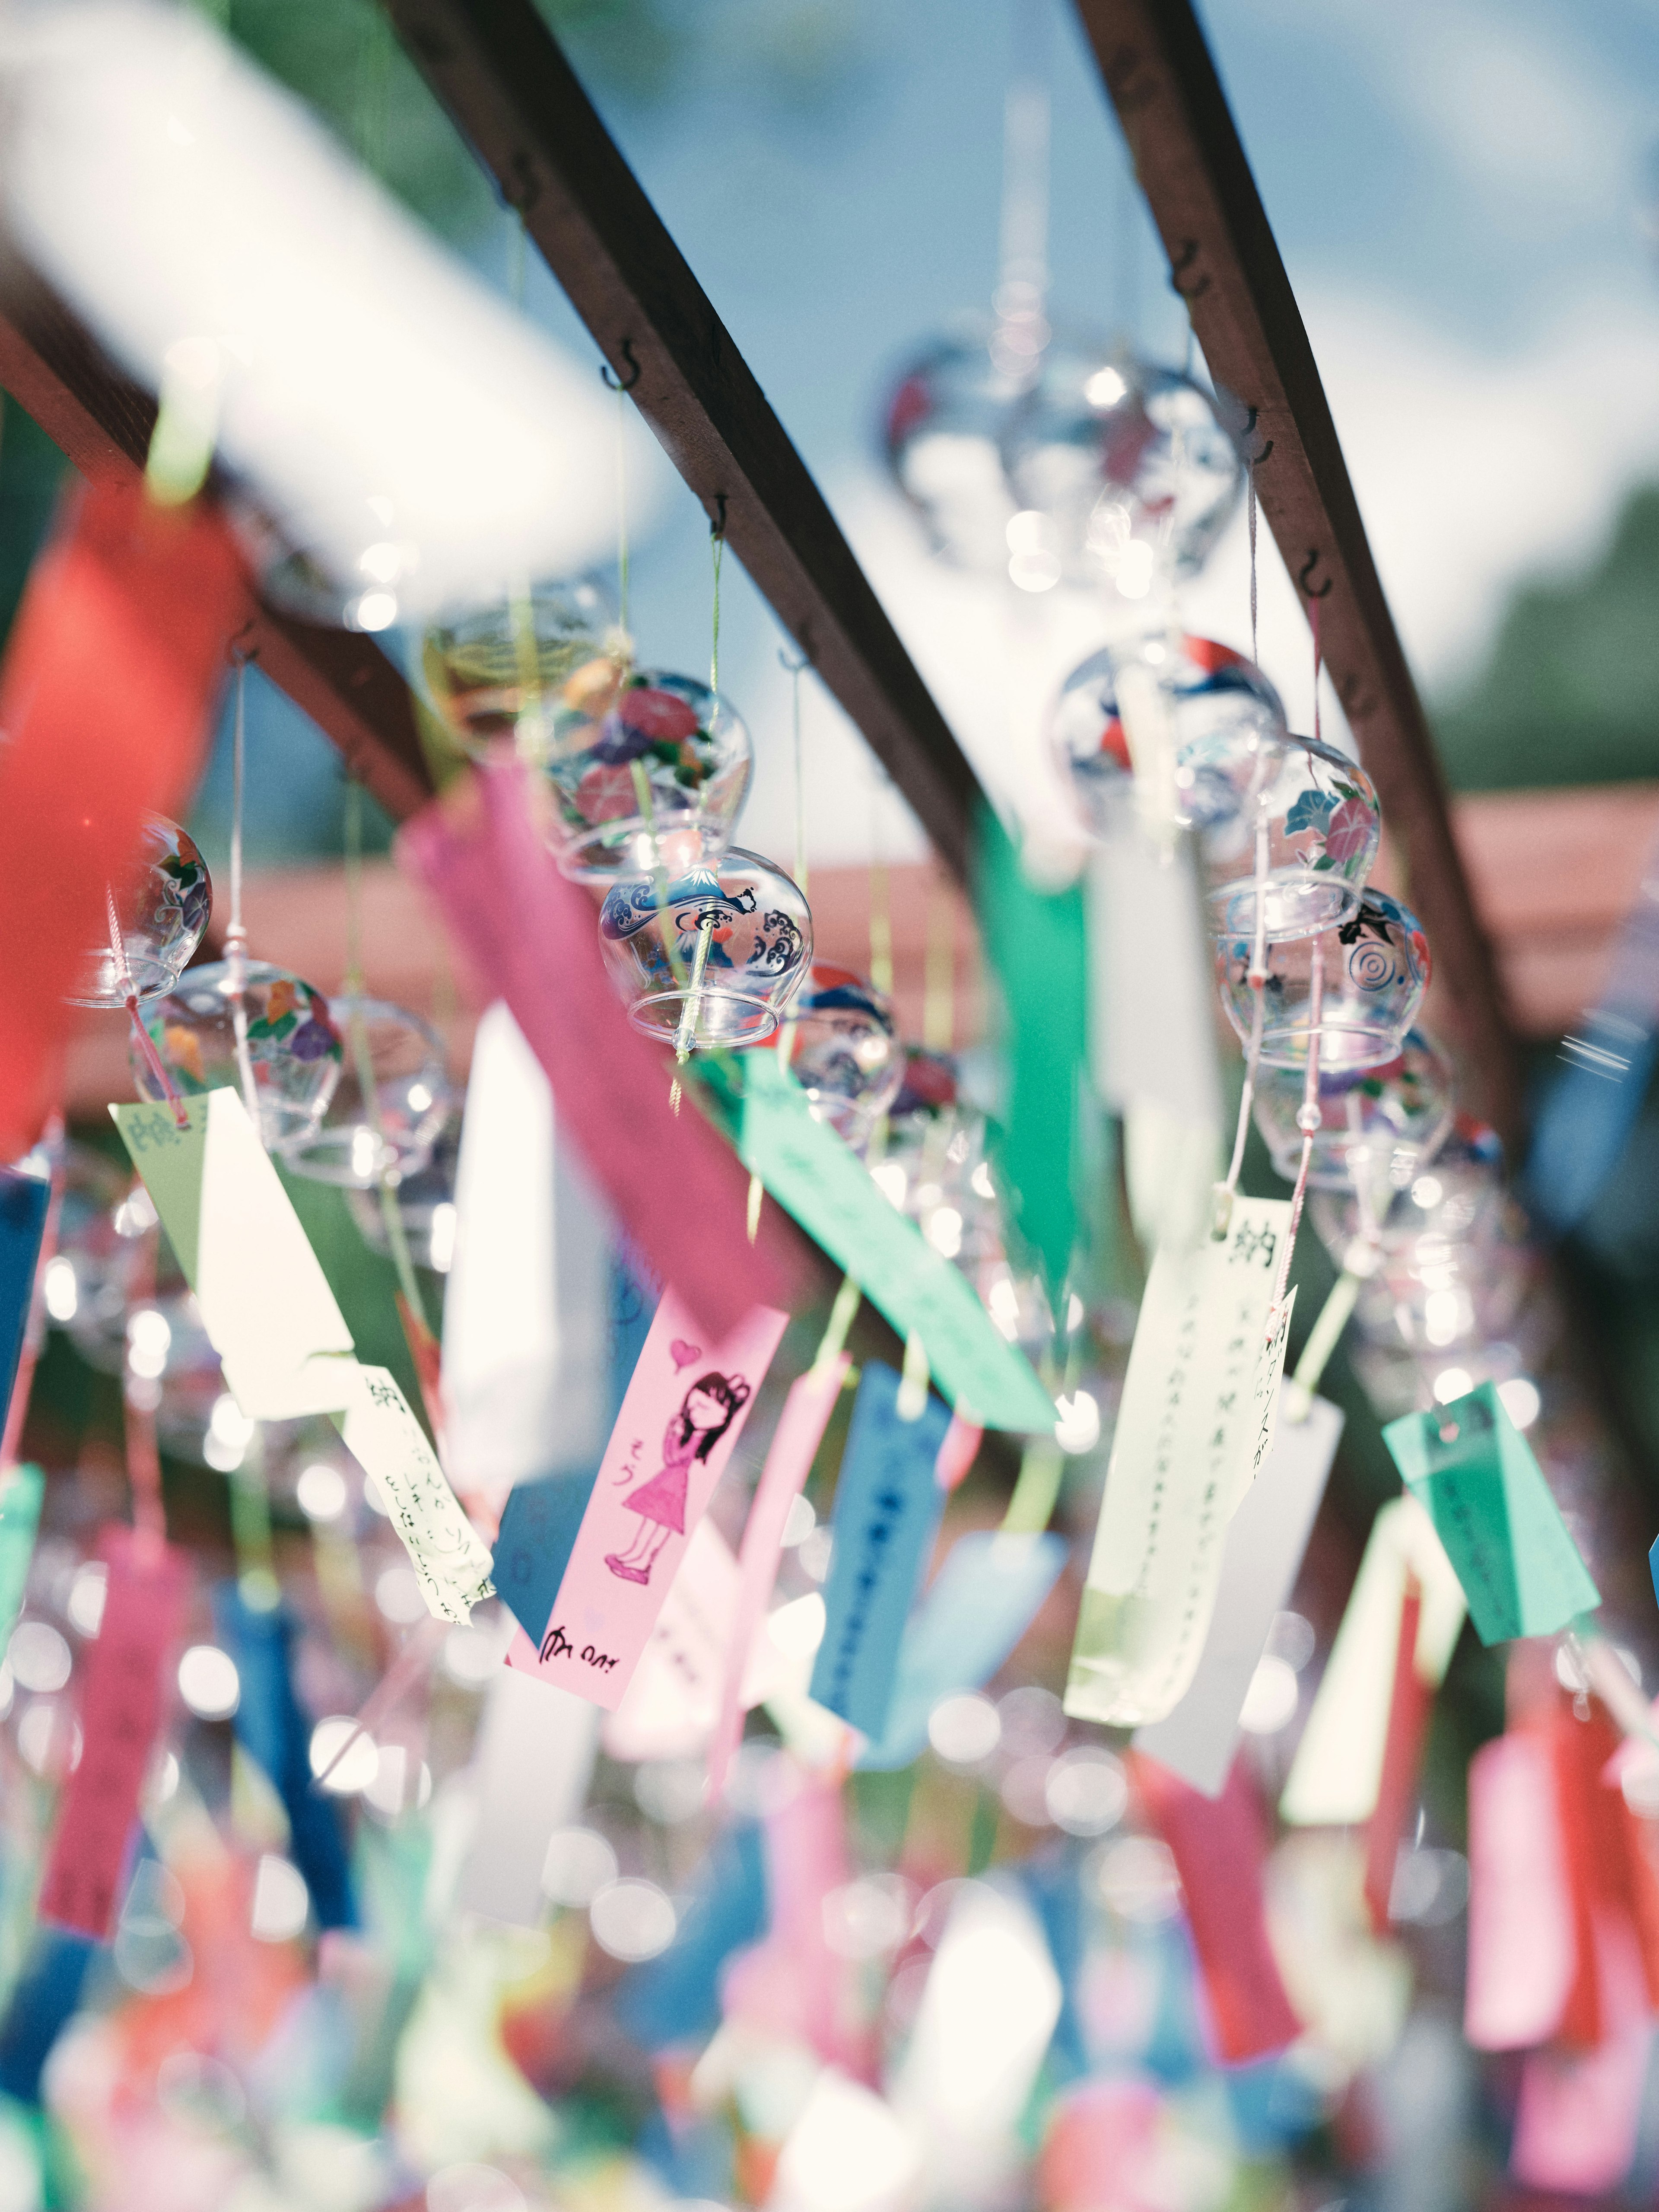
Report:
1464,1731,1576,2050
506,1290,787,1710
397,760,803,1342
707,1355,850,1798
934,1412,983,1494
38,1528,190,1939
1511,1908,1649,2195
721,1768,861,2072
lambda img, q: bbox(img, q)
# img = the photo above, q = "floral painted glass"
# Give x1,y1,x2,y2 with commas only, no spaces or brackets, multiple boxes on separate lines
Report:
283,997,452,1187
1199,733,1380,943
131,960,343,1151
1219,887,1430,1072
775,966,904,1151
1253,1028,1455,1198
68,815,212,1008
1051,633,1286,840
420,578,617,760
597,848,812,1047
1000,351,1244,597
539,667,753,883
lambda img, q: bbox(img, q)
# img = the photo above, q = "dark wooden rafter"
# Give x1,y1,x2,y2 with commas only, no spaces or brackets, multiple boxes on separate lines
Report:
0,277,434,826
378,0,983,885
1073,0,1522,1147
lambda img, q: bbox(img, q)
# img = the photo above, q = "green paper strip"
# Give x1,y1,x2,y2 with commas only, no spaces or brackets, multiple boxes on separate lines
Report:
1383,1380,1599,1645
976,807,1088,1300
0,1464,44,1648
739,1053,1055,1435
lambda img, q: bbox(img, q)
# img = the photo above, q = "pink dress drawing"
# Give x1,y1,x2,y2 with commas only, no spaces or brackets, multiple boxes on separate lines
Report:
620,1417,699,1536
605,1370,750,1585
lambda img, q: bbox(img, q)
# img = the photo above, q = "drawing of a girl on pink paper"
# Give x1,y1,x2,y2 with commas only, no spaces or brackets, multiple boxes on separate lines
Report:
604,1371,752,1585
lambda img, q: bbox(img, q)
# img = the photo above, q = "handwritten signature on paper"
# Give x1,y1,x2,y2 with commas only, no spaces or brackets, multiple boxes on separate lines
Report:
540,1622,620,1675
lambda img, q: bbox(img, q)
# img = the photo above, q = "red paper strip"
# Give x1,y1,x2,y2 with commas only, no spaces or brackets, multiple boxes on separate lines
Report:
0,482,246,1159
707,1355,850,1799
397,760,803,1342
1362,1582,1432,1932
37,1526,191,1939
1464,1731,1576,2050
1550,1695,1608,2051
1133,1752,1302,2064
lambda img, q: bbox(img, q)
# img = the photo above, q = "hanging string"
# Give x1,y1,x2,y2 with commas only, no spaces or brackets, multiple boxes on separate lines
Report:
343,778,429,1332
1248,462,1259,668
615,385,631,646
868,774,894,998
782,649,808,897
1312,593,1323,748
922,866,955,1051
113,889,188,1128
225,646,263,1135
709,521,725,696
1268,950,1324,1322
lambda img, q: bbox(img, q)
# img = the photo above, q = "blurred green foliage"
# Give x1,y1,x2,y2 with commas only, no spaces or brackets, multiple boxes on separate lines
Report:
1435,484,1659,792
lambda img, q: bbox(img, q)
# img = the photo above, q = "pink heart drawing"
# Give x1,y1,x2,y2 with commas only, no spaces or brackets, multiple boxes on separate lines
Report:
669,1338,702,1372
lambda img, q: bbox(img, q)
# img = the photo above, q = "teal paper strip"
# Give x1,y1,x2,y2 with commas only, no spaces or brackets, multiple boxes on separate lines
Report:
1384,1381,1599,1645
738,1053,1055,1434
976,806,1088,1301
0,1465,44,1649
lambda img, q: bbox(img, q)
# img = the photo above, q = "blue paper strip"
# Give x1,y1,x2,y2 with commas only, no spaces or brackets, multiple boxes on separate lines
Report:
856,1529,1068,1770
809,1362,951,1738
0,1169,49,1441
615,1819,768,2050
0,1928,95,2104
213,1584,356,1929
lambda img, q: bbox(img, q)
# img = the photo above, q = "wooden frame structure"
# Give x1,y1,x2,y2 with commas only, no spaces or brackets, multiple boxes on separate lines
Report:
0,0,1515,1135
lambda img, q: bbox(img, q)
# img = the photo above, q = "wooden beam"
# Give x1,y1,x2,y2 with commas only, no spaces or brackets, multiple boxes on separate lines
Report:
1072,0,1523,1146
379,0,983,885
0,274,434,825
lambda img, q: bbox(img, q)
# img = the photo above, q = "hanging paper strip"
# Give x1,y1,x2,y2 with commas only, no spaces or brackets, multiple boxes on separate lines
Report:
1464,1729,1576,2050
707,1356,850,1795
1360,1583,1433,1932
1132,1754,1302,2066
337,1366,495,1623
0,480,246,1159
1065,1198,1292,1729
0,1929,96,2104
0,1170,49,1440
397,759,800,1343
808,1362,952,1738
0,1466,44,1656
505,1293,786,1710
1135,1397,1342,1796
453,1668,600,1930
976,807,1087,1299
213,1583,356,1930
1281,1496,1465,1827
722,1773,861,2071
614,1820,770,2051
1510,1912,1650,2196
37,1528,191,1940
857,1529,1067,1772
607,1519,749,1764
442,1001,612,1501
1383,1380,1599,1644
112,1090,356,1421
738,1052,1056,1434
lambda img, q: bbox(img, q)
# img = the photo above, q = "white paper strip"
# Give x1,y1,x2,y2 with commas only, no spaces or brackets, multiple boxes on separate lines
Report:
1281,1492,1466,1827
340,1367,495,1624
1135,1395,1343,1795
113,1090,355,1421
1064,1196,1291,1727
453,1668,599,1929
1086,826,1223,1134
442,1004,611,1500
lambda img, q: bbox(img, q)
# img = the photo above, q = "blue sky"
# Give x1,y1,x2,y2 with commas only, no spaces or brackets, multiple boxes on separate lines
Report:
215,0,1659,870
